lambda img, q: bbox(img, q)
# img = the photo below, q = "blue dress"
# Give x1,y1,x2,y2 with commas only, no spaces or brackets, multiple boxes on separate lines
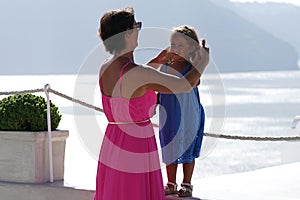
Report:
159,64,205,164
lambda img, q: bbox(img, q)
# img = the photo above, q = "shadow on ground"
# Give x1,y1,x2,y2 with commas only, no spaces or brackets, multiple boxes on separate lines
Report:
165,194,204,200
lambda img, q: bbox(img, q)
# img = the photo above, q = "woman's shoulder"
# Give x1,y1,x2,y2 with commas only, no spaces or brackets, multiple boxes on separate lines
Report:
99,57,132,75
99,58,112,74
124,63,156,73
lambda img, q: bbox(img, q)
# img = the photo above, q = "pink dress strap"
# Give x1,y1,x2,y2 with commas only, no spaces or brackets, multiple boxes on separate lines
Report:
99,61,132,96
118,61,132,97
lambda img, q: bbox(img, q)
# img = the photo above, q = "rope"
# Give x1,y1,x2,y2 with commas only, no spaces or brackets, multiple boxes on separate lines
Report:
0,89,44,95
204,132,300,141
0,88,103,112
48,88,103,113
1,87,300,142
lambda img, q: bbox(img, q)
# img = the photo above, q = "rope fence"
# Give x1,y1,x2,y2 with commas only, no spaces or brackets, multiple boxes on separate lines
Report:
0,88,44,95
48,88,104,113
1,85,300,142
204,132,300,142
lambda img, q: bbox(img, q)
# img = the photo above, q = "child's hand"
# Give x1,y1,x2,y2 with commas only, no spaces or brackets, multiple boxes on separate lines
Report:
192,39,210,74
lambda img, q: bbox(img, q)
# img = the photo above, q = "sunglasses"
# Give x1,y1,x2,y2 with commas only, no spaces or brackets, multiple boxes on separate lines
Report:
134,22,142,31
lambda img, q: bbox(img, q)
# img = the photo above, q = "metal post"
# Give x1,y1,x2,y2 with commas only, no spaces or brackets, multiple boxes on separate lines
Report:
44,84,54,183
291,115,300,129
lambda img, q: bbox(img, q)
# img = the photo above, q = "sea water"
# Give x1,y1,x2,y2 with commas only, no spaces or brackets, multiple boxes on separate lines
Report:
0,70,300,190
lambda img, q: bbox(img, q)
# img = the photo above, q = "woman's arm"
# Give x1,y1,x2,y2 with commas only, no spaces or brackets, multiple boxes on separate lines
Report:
121,41,209,95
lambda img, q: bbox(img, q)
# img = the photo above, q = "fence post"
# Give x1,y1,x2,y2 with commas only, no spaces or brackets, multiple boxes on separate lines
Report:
44,84,54,183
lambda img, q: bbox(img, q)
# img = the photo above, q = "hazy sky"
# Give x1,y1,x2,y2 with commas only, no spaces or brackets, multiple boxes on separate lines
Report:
230,0,300,6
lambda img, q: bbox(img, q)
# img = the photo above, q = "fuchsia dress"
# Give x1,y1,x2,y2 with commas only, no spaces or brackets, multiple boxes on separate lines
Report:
94,61,165,200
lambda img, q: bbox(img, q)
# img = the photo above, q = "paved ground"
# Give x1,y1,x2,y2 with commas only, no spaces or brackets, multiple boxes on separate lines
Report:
1,162,299,200
194,162,300,200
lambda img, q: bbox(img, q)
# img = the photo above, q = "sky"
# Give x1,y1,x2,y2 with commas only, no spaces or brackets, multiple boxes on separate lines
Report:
230,0,300,6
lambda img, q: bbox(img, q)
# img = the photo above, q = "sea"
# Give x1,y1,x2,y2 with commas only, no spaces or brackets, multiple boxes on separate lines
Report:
1,69,300,190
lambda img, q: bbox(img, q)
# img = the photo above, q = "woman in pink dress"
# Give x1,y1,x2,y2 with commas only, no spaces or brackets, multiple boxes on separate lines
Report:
94,7,209,200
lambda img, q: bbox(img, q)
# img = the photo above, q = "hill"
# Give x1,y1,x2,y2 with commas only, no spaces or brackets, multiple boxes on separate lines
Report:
212,0,300,66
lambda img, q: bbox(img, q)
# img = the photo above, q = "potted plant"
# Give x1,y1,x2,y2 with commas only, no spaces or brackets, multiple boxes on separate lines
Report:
0,93,69,183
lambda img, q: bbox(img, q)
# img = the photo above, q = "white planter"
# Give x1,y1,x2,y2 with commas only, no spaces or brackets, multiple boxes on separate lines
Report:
0,130,69,183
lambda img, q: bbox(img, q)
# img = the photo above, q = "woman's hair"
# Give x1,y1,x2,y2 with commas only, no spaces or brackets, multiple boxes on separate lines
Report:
172,25,199,47
98,7,135,54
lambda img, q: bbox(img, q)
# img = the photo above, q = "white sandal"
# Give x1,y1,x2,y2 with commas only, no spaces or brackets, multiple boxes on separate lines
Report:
164,181,178,195
178,182,193,197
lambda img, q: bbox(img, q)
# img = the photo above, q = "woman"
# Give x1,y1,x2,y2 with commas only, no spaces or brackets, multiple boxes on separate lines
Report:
95,8,209,200
150,25,206,197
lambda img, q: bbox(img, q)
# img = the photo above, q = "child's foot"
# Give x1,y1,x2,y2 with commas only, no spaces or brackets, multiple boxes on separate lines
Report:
178,182,193,197
164,182,178,195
